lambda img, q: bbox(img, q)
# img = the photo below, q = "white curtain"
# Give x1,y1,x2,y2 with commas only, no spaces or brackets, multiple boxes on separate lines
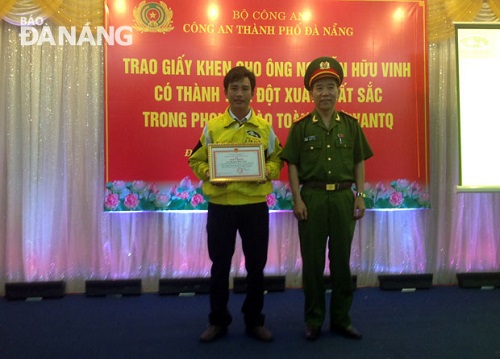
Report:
1,2,500,294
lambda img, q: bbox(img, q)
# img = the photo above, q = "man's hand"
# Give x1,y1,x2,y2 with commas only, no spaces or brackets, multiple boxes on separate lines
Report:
257,170,270,184
293,199,308,221
353,196,366,220
206,170,227,186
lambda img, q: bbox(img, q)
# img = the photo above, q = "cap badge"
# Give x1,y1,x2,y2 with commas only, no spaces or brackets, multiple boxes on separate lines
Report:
319,61,331,70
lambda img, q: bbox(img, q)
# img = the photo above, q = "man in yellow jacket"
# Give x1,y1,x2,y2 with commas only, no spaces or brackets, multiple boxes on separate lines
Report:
189,66,283,343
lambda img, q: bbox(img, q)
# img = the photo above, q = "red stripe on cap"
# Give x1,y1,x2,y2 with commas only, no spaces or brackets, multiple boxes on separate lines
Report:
309,68,340,88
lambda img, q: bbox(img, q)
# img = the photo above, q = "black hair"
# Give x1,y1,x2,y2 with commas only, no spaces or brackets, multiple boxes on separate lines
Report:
223,66,256,92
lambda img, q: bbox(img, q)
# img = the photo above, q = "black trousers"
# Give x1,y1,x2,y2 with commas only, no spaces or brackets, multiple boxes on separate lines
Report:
206,202,269,327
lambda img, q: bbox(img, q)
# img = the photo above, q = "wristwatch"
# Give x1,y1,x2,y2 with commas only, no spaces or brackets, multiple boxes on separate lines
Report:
355,192,366,198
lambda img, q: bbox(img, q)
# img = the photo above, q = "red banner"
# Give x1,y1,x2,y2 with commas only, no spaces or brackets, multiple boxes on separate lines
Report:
104,0,429,210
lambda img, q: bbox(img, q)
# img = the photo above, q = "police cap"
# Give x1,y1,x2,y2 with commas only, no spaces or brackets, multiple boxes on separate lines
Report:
304,56,343,90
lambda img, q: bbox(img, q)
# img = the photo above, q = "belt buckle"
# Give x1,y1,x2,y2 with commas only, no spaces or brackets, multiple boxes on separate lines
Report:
326,183,336,191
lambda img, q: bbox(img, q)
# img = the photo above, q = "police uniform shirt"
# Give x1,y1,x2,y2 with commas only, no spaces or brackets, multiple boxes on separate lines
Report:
281,110,373,184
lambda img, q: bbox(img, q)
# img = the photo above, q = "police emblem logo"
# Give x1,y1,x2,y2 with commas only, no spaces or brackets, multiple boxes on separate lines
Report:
133,1,174,33
319,61,331,70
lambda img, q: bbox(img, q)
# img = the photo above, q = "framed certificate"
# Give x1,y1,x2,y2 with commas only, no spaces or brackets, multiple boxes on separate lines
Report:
208,143,266,182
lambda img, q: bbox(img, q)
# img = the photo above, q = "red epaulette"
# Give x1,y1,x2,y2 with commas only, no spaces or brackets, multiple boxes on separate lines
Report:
293,112,312,123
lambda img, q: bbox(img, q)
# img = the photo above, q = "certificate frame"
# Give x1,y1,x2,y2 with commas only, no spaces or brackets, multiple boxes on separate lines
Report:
208,143,266,182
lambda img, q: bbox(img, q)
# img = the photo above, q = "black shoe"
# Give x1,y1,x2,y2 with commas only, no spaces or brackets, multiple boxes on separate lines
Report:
305,325,321,341
246,325,273,342
200,325,228,342
330,324,362,340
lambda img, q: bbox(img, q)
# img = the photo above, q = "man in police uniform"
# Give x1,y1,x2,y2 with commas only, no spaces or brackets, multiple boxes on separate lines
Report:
281,56,373,341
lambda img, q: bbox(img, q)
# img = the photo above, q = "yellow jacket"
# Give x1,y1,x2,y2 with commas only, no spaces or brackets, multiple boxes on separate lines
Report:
189,108,283,205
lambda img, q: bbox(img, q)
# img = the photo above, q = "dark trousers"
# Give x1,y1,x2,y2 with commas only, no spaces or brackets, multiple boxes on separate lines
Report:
298,188,356,328
206,202,269,327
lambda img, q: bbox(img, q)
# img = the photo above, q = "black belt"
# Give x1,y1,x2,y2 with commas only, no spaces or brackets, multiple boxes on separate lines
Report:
302,181,353,191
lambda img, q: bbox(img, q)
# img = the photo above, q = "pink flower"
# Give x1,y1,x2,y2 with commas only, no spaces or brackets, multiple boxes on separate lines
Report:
104,193,120,210
179,176,193,190
418,192,430,204
148,183,159,195
178,191,190,199
124,193,140,210
154,194,170,208
375,182,386,192
190,193,205,207
410,181,421,192
266,193,277,207
111,180,126,193
396,179,410,190
389,192,404,207
130,180,147,194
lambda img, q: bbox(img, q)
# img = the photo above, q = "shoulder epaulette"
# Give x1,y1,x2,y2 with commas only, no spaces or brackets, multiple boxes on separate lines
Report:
339,110,359,122
293,112,312,123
